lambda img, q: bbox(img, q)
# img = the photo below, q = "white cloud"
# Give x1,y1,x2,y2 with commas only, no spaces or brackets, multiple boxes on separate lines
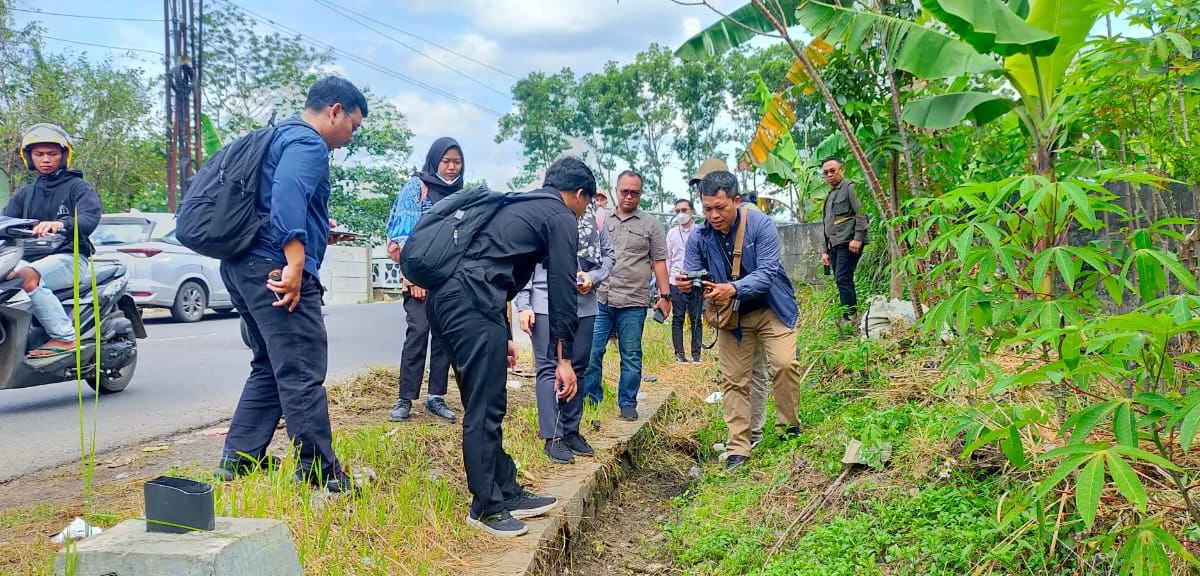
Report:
406,32,501,77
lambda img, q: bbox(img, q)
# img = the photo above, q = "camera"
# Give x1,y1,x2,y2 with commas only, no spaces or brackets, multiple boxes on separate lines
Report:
681,270,712,290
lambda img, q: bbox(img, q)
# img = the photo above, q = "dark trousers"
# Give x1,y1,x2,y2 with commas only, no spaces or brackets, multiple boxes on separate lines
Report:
219,257,340,483
399,295,450,400
830,243,862,319
428,276,522,516
670,286,703,361
532,314,594,440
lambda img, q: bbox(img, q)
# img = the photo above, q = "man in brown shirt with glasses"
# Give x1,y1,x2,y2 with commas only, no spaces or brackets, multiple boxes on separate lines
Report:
582,170,671,422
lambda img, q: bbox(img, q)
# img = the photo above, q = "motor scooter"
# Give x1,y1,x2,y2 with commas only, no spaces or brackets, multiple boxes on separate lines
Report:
0,217,146,394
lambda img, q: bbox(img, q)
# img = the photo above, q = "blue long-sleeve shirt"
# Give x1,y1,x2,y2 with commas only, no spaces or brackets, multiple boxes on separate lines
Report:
683,207,798,337
248,118,331,279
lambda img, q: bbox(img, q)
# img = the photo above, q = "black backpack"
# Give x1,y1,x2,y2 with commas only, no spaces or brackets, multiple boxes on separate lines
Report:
400,186,559,289
176,121,291,260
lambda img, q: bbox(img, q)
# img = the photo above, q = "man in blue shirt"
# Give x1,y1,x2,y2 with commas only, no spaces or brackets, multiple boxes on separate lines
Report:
214,76,366,494
676,170,801,472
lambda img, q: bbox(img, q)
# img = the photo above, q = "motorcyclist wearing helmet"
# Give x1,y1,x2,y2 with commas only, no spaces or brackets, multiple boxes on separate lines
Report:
2,123,103,358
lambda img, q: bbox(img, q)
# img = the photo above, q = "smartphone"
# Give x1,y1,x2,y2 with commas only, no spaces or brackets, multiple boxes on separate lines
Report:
823,264,831,276
652,308,666,324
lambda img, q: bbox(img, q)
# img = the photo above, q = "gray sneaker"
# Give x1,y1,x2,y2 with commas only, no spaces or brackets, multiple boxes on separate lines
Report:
389,399,412,422
425,396,456,423
468,510,528,537
505,489,558,519
545,438,575,464
620,405,639,421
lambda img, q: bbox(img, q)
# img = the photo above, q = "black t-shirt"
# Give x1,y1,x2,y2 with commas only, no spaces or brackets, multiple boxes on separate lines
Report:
715,211,767,316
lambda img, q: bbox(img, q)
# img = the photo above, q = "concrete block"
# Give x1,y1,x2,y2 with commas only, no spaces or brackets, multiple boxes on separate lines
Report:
327,245,369,263
54,517,303,576
330,260,369,279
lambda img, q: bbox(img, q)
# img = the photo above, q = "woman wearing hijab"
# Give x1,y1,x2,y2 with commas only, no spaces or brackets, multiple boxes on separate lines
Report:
385,137,464,423
514,199,615,464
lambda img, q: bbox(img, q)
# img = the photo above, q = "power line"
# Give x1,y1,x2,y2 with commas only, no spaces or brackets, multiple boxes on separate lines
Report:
313,0,518,80
222,1,503,117
9,7,163,23
310,0,509,97
39,34,162,56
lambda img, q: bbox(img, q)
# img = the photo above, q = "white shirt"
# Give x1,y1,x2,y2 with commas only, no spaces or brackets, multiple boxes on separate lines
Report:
666,224,695,279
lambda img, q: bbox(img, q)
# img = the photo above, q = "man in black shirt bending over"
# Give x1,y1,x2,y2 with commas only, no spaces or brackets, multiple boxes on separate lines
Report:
427,156,596,537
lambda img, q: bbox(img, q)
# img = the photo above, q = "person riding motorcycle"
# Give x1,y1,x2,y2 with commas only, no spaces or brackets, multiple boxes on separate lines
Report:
3,123,103,358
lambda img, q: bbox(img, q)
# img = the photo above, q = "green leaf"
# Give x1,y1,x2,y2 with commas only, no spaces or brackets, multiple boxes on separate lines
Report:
1060,329,1082,370
1179,400,1200,452
200,113,223,162
1004,0,1104,104
1006,0,1030,19
962,425,1009,458
1033,453,1090,501
1063,401,1118,444
1059,181,1096,228
920,0,1059,57
1001,424,1027,467
675,0,802,59
1113,402,1135,447
1040,442,1103,460
1102,275,1126,307
1110,445,1182,471
1148,524,1200,567
1107,453,1146,512
903,92,1014,130
794,1,1002,80
1134,252,1166,303
1055,248,1077,291
1133,393,1179,417
1076,454,1104,527
1146,249,1199,292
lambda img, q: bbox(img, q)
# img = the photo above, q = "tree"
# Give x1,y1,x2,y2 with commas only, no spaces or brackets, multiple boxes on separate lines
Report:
671,53,729,199
495,69,579,189
628,44,678,209
576,62,638,191
200,3,333,136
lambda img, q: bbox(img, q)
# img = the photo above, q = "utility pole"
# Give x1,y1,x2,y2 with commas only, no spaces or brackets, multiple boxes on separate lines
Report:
163,0,203,212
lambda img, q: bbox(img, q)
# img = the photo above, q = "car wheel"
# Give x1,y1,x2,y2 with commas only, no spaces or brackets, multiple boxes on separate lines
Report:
240,317,252,348
172,280,208,323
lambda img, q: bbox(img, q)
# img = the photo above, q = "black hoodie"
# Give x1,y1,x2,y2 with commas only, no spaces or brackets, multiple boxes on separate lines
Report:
3,169,103,257
416,137,464,202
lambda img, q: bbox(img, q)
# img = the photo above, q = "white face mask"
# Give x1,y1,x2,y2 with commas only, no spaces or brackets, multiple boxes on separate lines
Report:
674,213,691,226
437,172,459,186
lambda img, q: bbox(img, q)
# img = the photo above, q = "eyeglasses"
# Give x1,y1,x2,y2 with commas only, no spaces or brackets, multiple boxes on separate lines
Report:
618,190,642,197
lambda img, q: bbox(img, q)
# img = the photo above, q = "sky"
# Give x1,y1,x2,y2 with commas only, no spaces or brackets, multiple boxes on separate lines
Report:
10,0,748,197
11,1,1148,200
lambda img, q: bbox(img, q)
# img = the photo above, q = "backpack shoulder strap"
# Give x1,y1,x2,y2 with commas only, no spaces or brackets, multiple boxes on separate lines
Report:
731,205,748,280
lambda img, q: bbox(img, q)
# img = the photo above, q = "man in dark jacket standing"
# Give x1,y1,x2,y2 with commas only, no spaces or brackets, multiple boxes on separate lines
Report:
4,123,102,358
214,76,366,494
427,156,596,538
820,157,868,327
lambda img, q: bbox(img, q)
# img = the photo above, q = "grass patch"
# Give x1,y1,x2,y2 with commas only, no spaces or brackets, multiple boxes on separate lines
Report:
660,286,1071,575
3,314,687,575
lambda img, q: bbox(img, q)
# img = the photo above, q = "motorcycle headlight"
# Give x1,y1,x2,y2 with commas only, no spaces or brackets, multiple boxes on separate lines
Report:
0,246,22,279
101,275,129,300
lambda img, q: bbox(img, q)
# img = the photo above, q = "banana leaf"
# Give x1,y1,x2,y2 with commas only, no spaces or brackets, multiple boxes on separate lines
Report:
795,1,1002,81
675,0,803,59
902,92,1014,130
920,0,1059,57
1004,0,1103,103
200,113,223,162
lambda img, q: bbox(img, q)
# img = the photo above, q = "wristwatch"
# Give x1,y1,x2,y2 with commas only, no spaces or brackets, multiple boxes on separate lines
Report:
659,292,672,302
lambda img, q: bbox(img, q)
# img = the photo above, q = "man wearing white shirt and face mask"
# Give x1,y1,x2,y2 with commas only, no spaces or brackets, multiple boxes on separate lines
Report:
667,198,702,363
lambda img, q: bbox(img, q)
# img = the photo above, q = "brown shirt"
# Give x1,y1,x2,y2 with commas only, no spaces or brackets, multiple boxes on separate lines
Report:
597,209,667,308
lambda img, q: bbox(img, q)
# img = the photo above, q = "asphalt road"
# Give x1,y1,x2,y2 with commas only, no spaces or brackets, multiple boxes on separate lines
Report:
0,302,408,483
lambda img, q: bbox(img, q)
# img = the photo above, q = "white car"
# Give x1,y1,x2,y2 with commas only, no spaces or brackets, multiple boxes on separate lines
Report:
91,211,234,322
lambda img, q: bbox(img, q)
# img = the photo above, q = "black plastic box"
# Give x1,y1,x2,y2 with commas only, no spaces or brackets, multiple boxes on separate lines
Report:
144,476,216,534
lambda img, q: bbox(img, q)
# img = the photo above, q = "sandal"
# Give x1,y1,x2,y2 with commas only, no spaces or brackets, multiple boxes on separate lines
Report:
27,345,75,359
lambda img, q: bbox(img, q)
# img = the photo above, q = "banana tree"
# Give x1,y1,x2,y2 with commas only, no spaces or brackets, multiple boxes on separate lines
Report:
677,0,922,299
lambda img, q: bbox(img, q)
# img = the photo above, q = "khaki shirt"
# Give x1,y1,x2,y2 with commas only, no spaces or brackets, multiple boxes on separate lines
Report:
597,209,667,308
